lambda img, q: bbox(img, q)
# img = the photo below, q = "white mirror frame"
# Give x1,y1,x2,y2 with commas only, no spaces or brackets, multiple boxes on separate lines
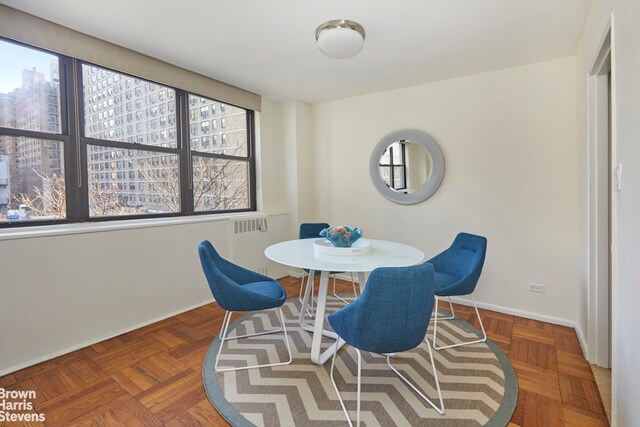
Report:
369,129,445,205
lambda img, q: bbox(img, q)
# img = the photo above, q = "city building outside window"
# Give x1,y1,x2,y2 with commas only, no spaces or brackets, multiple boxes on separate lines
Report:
188,94,251,211
0,39,64,223
0,37,255,226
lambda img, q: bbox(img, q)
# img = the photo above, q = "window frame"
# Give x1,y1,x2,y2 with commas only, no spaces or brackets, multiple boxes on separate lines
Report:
379,141,407,191
0,37,256,228
186,92,255,213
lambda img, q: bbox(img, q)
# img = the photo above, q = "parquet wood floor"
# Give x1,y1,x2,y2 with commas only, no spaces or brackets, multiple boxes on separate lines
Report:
0,277,608,426
590,365,611,423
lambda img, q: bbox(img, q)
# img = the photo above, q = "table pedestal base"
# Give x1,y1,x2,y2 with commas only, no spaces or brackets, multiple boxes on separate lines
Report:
299,270,367,365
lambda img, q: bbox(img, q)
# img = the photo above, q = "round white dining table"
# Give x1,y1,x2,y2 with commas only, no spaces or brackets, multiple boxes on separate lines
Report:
265,238,425,365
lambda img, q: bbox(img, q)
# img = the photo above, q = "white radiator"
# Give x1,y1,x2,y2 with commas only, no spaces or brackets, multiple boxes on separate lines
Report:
227,214,290,280
228,216,271,277
233,217,268,234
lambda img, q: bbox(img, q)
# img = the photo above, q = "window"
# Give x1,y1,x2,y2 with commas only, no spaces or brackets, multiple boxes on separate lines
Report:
188,94,251,212
0,39,65,223
0,37,255,226
87,146,179,216
192,156,249,211
80,65,186,218
82,65,178,149
378,141,407,190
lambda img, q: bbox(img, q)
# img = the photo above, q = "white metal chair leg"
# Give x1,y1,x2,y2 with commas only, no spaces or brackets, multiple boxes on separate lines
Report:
331,338,444,427
298,270,306,302
332,272,359,305
351,273,358,297
356,348,361,427
431,296,455,321
330,340,360,427
387,339,445,414
214,308,292,372
433,294,487,350
306,273,315,317
298,270,317,318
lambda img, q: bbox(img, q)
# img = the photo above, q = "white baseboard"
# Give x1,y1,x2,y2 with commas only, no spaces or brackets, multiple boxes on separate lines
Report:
0,298,215,377
291,271,580,326
288,269,303,278
254,271,590,356
3,277,590,377
448,296,575,327
574,324,589,359
447,296,588,355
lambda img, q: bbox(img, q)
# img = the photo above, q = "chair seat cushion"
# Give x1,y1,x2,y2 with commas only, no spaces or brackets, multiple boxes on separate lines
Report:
242,280,285,300
434,272,459,296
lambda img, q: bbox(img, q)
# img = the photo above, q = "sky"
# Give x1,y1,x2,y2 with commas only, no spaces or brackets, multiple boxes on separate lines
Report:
0,39,56,93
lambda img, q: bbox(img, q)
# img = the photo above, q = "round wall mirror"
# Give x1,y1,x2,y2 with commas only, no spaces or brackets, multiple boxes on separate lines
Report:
369,129,445,205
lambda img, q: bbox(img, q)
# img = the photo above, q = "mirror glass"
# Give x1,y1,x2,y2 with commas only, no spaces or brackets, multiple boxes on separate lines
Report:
377,140,432,194
369,129,445,205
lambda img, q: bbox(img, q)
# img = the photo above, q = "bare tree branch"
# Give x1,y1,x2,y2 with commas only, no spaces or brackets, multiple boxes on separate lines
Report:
12,148,249,220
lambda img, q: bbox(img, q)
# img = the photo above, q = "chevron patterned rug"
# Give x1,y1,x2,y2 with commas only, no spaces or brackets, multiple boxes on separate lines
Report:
203,296,517,427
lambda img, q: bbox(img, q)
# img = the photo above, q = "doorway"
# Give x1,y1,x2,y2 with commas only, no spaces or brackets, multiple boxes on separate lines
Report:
587,25,613,422
588,27,612,369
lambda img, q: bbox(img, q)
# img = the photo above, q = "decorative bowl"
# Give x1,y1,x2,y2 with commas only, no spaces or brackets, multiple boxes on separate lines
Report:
319,225,363,248
313,238,372,258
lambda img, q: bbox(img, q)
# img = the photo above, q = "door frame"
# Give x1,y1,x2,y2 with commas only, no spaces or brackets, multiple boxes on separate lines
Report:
587,18,616,371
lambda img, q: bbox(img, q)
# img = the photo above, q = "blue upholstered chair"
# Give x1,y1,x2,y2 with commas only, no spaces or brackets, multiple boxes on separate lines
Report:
198,240,292,372
298,223,358,314
426,232,488,350
328,264,444,426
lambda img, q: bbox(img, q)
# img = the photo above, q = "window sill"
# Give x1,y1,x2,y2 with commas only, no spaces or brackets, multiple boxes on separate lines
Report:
0,211,282,241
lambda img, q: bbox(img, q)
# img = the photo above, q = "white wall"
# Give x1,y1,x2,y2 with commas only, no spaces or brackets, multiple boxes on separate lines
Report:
282,101,315,239
0,214,289,375
255,99,287,213
0,220,215,374
311,57,580,323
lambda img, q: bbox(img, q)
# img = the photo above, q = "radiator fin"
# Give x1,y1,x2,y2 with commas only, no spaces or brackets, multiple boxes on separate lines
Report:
234,217,268,234
255,267,269,276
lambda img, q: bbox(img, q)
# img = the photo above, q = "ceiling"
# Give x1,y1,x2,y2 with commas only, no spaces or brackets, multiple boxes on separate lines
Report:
1,0,593,104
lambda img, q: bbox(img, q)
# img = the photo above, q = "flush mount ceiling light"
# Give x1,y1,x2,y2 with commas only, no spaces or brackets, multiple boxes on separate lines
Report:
315,19,366,59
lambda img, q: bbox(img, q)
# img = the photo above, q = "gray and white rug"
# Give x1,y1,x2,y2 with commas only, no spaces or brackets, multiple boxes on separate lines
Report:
203,296,517,426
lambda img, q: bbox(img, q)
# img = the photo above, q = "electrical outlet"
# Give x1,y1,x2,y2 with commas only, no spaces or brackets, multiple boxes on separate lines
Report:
528,283,545,293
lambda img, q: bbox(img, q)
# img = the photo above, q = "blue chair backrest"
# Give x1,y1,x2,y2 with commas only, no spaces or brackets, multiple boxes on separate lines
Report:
198,240,241,311
198,240,285,312
328,263,435,354
429,232,487,295
299,222,330,239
